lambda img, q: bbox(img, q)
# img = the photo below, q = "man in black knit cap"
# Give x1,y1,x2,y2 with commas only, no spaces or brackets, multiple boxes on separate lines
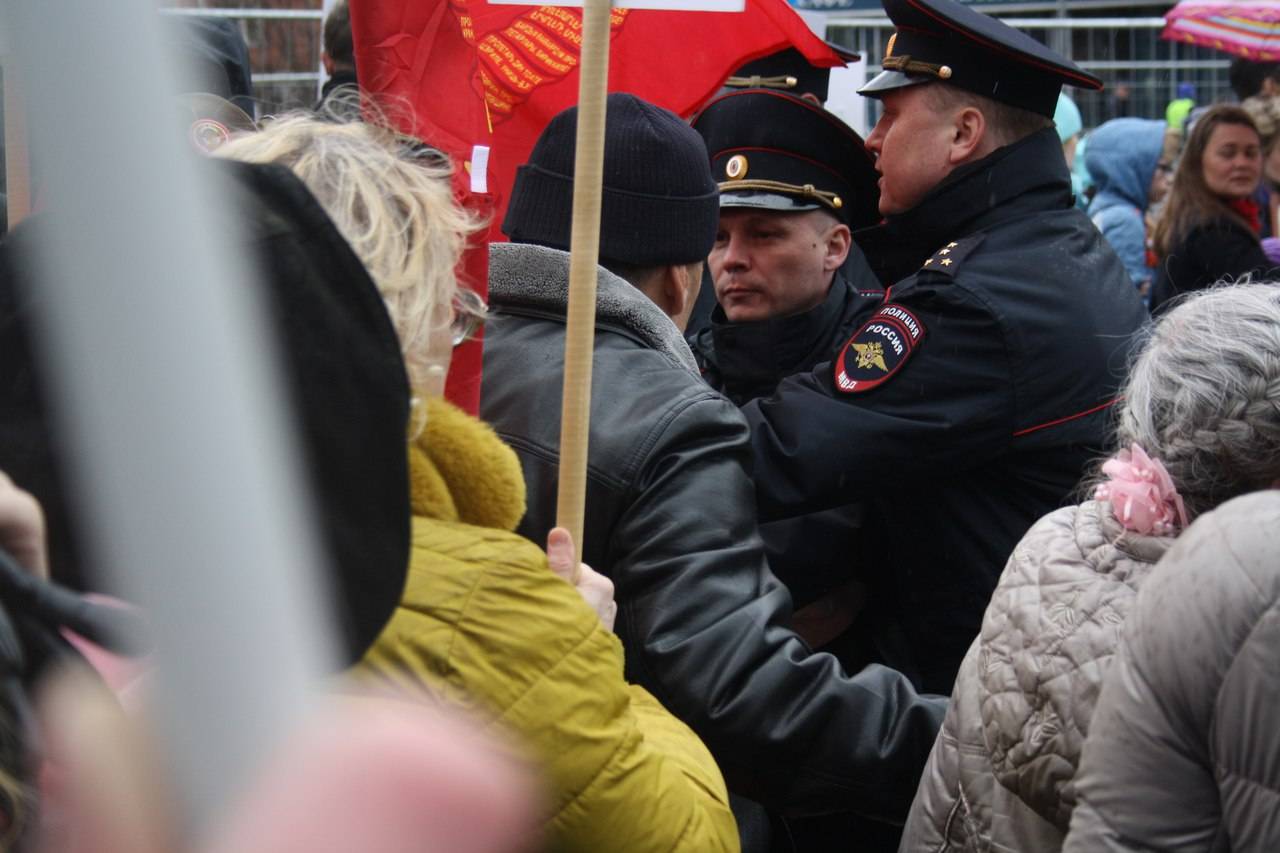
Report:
480,92,943,850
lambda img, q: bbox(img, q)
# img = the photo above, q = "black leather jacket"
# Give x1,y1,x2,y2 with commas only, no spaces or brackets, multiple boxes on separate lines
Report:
745,129,1149,694
481,242,945,820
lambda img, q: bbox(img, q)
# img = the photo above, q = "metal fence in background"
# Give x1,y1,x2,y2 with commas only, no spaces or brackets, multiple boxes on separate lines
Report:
825,16,1233,131
160,3,328,116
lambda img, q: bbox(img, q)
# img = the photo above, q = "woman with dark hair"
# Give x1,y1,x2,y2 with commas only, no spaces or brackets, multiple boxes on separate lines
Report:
1150,104,1272,313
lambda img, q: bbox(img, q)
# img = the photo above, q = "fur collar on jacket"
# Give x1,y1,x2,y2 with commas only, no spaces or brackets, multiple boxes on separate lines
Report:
488,242,699,375
408,397,525,532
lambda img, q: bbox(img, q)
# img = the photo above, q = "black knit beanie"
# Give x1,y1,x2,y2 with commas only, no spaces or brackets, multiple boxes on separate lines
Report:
503,93,719,267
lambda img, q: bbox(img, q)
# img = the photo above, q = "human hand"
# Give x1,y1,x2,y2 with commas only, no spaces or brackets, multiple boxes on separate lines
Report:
546,527,617,632
0,470,49,579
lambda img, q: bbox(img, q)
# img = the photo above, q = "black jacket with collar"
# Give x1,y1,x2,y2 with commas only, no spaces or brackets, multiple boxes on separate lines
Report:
690,269,882,408
1150,215,1273,314
744,129,1149,694
480,242,944,820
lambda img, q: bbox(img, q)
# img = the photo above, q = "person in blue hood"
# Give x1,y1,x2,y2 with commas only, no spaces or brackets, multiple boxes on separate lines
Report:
1086,117,1169,300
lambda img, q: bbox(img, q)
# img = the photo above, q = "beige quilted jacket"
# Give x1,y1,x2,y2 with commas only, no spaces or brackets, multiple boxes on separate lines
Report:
1065,491,1280,851
899,500,1172,852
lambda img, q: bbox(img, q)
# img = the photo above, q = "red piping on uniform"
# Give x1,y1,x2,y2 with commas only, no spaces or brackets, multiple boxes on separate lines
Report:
1013,397,1121,437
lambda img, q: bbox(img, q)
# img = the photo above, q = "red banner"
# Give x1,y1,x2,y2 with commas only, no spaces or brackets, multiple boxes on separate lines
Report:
351,0,841,411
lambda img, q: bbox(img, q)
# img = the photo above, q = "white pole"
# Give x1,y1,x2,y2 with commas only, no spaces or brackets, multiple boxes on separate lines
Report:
6,0,338,838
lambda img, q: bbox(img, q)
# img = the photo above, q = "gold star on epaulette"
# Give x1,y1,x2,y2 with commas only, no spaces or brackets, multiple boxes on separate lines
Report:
923,257,934,266
938,248,951,255
941,258,952,266
946,242,958,248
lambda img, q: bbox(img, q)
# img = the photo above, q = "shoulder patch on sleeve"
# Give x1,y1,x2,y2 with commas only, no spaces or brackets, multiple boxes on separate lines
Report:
833,303,926,394
917,233,986,279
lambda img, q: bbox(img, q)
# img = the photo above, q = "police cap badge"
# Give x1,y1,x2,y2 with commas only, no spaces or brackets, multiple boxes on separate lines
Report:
692,90,881,229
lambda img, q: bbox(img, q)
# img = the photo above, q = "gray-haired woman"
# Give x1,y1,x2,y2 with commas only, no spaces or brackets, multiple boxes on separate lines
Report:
898,282,1280,853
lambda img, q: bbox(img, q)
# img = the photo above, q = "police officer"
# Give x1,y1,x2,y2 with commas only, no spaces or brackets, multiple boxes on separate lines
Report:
689,89,882,406
689,91,888,665
685,45,864,335
744,0,1148,696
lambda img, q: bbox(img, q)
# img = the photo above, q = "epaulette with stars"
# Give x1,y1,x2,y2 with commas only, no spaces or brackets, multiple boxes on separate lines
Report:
917,233,985,279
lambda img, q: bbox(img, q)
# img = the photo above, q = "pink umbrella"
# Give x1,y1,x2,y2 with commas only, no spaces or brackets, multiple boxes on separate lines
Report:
1162,1,1280,61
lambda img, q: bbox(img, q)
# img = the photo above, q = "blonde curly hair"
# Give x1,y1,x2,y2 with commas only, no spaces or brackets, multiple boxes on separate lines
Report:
215,112,480,396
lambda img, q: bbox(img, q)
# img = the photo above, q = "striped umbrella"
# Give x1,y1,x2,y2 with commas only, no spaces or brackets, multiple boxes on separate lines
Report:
1162,1,1280,61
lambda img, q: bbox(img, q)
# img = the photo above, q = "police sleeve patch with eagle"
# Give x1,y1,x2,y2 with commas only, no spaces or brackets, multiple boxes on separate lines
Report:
833,304,925,394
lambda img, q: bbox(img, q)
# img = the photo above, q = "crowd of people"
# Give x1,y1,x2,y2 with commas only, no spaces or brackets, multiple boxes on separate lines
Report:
2,0,1280,850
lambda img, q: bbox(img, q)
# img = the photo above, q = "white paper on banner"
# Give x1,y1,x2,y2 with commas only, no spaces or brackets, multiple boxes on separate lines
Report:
825,60,869,137
489,0,743,9
470,145,490,194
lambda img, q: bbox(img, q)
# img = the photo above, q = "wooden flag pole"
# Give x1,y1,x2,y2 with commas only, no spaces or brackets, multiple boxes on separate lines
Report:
555,0,612,576
3,61,32,228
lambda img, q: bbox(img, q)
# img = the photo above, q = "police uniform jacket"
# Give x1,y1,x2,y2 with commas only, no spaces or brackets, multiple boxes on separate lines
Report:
690,270,881,611
690,270,880,408
744,128,1148,695
480,242,945,820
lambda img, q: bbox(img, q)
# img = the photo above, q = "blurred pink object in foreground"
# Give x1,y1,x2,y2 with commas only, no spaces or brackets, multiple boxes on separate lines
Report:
39,678,542,853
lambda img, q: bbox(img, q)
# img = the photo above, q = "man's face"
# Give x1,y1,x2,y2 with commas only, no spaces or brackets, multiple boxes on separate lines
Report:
865,85,958,216
709,208,842,323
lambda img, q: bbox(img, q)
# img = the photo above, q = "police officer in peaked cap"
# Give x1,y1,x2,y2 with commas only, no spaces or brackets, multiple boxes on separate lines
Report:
690,88,882,405
685,45,865,335
740,0,1149,704
689,87,891,637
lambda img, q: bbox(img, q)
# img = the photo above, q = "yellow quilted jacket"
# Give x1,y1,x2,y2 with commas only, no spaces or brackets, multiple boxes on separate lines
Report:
355,399,738,853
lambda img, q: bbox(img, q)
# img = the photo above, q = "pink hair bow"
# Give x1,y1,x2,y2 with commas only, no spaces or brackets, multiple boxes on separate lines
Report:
1094,444,1189,536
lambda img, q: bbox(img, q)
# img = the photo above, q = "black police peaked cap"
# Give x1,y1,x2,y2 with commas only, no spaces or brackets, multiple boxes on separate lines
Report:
723,44,861,104
692,89,881,229
859,0,1102,118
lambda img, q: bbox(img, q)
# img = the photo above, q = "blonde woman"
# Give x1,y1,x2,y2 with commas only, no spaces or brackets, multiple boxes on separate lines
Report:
217,114,738,852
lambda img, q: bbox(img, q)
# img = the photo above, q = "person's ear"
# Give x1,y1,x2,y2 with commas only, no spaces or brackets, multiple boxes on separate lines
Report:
663,264,691,319
322,53,336,76
823,223,851,272
950,105,987,164
661,262,703,331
